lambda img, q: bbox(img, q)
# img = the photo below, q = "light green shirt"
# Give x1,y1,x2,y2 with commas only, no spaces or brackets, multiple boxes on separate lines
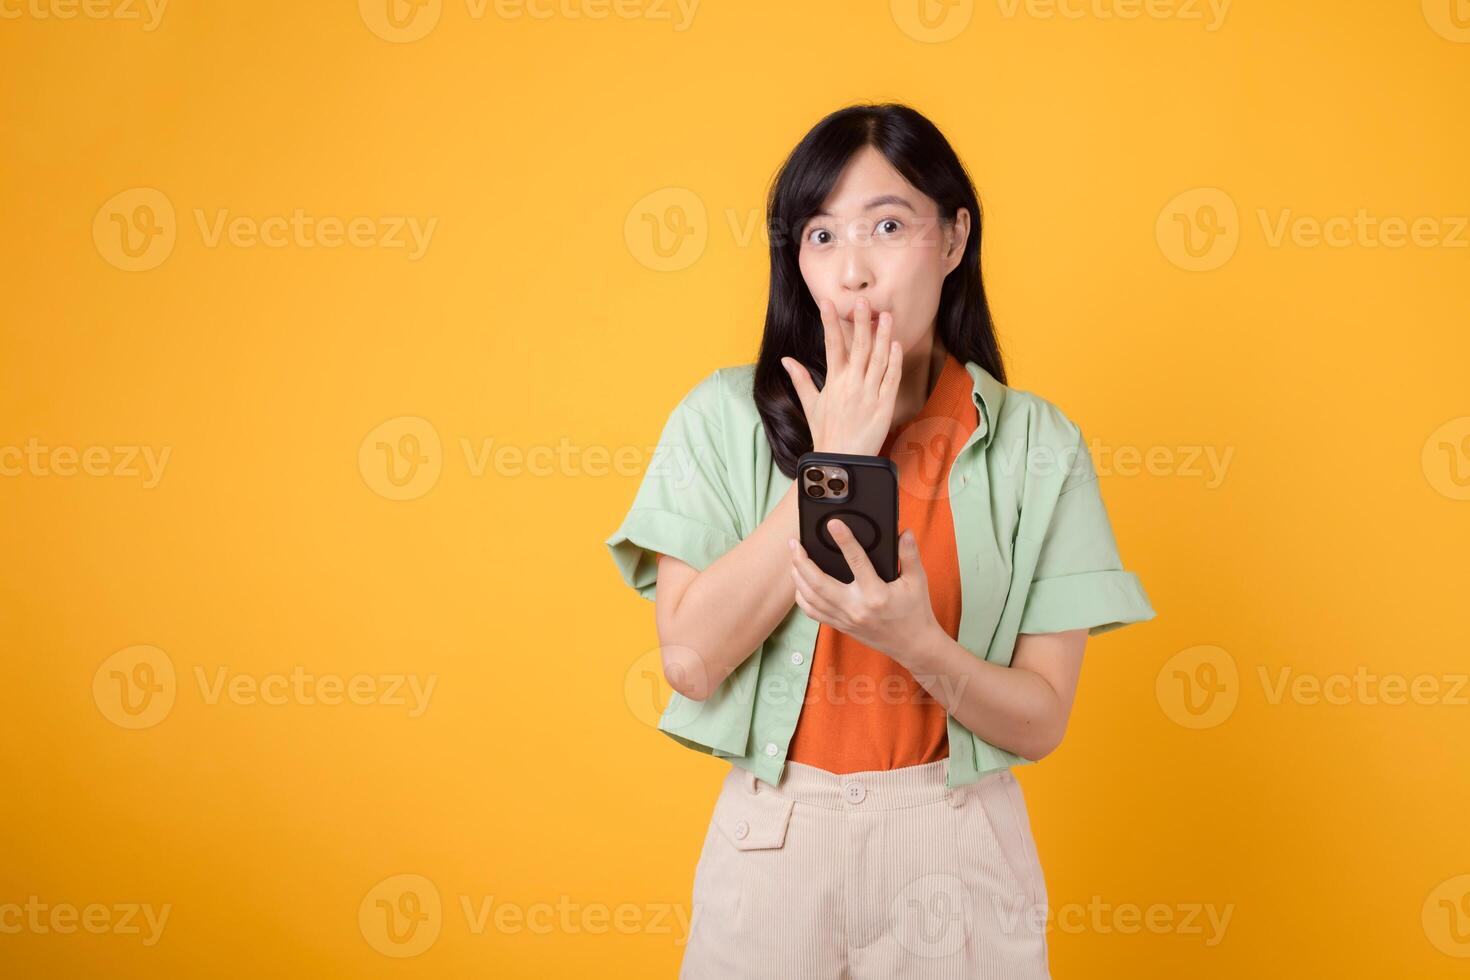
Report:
605,360,1156,788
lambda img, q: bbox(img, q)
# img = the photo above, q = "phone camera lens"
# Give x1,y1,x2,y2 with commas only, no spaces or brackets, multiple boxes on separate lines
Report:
803,467,824,482
826,478,845,493
805,484,825,497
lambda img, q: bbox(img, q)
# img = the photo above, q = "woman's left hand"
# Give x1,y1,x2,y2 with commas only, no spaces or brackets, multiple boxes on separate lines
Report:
788,519,941,665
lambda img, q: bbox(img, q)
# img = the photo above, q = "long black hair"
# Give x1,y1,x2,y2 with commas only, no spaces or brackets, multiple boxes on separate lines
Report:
754,102,1007,479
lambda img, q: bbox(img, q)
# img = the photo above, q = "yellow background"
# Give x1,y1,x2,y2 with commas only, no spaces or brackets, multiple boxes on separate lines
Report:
3,0,1469,976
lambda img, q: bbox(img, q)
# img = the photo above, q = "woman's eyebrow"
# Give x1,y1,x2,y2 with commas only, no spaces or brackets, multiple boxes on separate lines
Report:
812,194,917,218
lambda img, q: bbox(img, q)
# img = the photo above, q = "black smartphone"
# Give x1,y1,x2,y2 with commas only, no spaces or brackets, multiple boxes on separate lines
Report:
796,451,900,584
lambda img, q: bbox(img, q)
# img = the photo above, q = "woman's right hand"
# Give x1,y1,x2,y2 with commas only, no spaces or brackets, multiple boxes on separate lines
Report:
781,296,903,457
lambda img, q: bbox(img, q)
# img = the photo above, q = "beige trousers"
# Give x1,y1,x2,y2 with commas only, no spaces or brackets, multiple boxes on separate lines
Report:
680,759,1051,980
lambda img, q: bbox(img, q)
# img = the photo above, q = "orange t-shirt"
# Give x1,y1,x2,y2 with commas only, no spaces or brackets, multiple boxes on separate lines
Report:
786,351,978,773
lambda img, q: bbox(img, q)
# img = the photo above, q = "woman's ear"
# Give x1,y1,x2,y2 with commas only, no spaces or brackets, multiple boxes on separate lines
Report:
943,207,971,273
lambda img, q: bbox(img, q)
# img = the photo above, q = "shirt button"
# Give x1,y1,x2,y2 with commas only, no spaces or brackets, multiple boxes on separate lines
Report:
790,650,804,666
764,742,778,757
734,820,750,840
843,780,866,805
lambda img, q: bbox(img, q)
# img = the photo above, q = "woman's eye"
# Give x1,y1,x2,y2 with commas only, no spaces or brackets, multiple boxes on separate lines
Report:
807,228,833,245
877,219,902,235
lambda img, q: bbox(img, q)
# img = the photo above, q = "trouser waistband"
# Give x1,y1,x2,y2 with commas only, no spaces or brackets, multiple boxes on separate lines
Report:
749,758,1007,811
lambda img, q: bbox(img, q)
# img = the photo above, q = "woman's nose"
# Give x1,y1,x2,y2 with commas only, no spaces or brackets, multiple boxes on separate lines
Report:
838,245,873,292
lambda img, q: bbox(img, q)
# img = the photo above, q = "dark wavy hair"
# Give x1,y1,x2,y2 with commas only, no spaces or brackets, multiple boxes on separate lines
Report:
754,102,1007,478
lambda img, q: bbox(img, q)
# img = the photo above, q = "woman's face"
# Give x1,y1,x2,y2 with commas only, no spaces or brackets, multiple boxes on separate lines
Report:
797,144,970,356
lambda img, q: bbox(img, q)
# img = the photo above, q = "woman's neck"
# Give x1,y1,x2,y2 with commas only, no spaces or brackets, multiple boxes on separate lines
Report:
890,333,949,430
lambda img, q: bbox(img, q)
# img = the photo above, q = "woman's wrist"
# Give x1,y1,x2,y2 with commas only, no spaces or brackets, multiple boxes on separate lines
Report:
893,619,950,673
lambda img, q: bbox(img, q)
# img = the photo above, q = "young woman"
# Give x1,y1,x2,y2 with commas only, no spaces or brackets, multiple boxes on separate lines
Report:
606,102,1155,979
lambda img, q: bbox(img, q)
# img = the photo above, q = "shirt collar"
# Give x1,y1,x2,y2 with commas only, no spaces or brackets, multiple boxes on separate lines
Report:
962,360,1007,449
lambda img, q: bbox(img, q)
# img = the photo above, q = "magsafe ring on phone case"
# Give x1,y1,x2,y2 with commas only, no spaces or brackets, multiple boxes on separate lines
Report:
816,510,879,553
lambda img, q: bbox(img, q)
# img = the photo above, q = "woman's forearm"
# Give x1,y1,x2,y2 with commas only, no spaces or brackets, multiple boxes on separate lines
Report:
900,626,1066,762
658,482,802,700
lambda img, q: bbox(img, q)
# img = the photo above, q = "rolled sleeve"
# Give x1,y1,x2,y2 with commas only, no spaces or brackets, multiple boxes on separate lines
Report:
1017,431,1156,637
605,390,743,601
